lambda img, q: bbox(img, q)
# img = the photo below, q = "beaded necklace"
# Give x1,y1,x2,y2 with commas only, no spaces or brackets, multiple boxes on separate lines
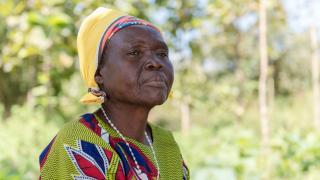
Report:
101,107,160,180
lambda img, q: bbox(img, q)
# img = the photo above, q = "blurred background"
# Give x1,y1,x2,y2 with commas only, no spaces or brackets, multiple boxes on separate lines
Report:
1,0,320,179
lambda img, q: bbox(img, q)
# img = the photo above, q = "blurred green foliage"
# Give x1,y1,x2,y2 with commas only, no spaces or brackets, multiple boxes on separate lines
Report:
1,0,320,179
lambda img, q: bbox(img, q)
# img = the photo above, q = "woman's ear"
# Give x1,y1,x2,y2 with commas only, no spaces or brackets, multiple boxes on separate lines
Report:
94,70,104,85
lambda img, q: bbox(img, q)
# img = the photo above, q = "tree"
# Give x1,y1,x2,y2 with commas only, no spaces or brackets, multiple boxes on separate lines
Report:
259,0,270,178
309,0,320,130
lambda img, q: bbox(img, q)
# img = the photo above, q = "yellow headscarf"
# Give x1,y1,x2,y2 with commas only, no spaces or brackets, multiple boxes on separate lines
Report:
77,7,126,104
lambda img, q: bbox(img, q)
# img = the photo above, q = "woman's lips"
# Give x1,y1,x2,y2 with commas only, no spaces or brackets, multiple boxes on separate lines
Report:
144,81,167,88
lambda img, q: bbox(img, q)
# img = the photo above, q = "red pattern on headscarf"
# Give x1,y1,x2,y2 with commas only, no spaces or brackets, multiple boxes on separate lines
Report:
98,16,160,59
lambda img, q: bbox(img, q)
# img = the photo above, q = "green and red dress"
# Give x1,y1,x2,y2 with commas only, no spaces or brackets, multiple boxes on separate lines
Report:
39,113,189,180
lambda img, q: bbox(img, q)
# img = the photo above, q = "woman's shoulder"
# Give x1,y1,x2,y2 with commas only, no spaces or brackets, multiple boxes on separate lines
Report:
148,123,189,179
149,123,172,136
53,113,109,145
39,113,123,179
53,114,91,137
40,113,111,155
149,123,179,146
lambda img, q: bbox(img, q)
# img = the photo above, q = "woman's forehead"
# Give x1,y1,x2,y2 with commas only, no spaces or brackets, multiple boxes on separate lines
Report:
110,25,165,46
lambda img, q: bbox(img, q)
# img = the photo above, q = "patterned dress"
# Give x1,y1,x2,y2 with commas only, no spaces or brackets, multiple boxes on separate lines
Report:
39,113,189,180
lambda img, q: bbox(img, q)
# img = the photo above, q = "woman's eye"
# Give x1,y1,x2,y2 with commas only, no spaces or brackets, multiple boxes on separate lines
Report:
127,50,139,56
159,53,168,57
158,52,168,57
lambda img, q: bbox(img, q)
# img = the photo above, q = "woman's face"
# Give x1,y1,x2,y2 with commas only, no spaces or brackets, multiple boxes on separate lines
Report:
95,25,174,108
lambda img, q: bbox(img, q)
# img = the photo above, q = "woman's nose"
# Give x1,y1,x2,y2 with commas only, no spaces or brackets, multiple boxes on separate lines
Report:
145,54,163,71
145,61,163,70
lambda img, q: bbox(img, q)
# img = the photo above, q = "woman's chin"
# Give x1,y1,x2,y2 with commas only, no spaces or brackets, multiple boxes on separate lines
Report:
133,88,169,107
142,94,168,107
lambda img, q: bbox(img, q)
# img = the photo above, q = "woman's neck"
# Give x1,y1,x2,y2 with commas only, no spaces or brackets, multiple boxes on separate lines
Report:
95,101,151,144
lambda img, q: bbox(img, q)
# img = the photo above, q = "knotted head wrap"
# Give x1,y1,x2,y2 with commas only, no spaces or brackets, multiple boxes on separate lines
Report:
77,7,160,104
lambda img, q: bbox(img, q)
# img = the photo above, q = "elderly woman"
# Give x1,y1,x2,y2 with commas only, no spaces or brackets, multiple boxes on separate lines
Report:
39,7,189,180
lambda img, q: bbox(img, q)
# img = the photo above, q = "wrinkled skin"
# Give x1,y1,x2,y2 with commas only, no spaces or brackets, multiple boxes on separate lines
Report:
95,25,174,108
